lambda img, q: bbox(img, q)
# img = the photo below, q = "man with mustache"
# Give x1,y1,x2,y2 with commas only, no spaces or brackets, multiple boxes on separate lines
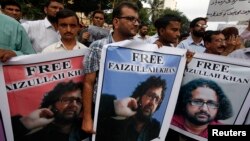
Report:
1,1,22,22
177,17,207,53
12,81,90,141
42,9,87,53
203,30,227,55
82,1,140,133
21,0,64,53
96,76,166,141
171,78,233,138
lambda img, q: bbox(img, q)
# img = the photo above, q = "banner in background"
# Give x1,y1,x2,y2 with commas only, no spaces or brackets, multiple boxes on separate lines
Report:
207,0,250,21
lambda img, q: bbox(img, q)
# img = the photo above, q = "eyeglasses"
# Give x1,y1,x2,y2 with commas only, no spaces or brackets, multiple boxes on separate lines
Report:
117,16,141,24
213,39,226,44
189,99,219,109
60,97,82,105
144,94,162,104
195,24,208,28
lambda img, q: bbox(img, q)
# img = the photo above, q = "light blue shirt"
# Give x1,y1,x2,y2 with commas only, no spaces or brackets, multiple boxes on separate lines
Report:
228,48,250,60
177,36,205,53
0,14,35,56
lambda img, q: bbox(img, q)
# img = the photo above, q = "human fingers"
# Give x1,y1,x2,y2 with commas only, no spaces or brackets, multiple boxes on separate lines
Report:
127,98,138,111
81,118,96,134
40,108,54,119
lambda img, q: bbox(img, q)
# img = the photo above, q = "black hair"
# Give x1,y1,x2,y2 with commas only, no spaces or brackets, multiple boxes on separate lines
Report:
131,76,167,110
112,1,138,20
44,0,64,7
203,30,222,43
175,78,233,120
154,14,181,35
1,1,21,10
139,23,148,29
189,17,207,28
92,10,105,18
40,81,83,108
55,8,79,24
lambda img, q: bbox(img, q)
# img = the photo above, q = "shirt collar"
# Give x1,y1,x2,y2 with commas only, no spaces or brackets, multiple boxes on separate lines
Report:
186,36,204,46
55,40,81,49
44,17,53,29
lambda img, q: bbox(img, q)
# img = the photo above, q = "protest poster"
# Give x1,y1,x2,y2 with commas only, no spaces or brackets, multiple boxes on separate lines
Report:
207,0,250,22
0,49,89,141
168,53,250,141
92,40,187,141
0,111,6,141
88,25,110,42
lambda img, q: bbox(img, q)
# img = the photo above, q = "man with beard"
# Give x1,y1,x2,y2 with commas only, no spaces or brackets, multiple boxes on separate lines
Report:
11,81,90,141
177,17,207,53
203,30,227,55
171,78,233,138
42,9,87,53
21,0,64,53
82,1,140,134
134,23,150,42
96,76,166,141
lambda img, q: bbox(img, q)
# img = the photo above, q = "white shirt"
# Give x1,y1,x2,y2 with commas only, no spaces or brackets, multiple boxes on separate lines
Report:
228,48,250,60
22,18,60,53
177,36,205,53
134,34,150,43
42,40,88,53
146,33,159,43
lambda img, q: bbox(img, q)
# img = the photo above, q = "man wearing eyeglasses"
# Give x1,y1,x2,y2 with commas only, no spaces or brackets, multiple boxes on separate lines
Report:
11,81,90,141
203,30,227,55
177,17,208,53
82,1,140,133
96,76,166,141
171,78,233,138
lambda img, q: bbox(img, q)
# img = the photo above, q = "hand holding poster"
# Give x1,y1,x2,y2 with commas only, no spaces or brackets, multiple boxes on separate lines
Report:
0,49,90,141
207,0,250,21
168,53,250,141
92,40,187,141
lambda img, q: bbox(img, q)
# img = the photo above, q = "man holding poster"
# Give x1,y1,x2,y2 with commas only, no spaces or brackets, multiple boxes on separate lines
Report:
171,78,233,138
96,76,166,141
81,1,140,133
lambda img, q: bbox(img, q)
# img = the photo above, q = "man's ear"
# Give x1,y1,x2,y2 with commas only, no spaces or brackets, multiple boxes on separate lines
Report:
205,42,210,49
112,18,119,29
54,23,58,30
159,28,165,36
44,7,48,14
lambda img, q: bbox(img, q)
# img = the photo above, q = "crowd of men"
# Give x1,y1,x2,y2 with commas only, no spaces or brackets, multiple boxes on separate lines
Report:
1,0,250,141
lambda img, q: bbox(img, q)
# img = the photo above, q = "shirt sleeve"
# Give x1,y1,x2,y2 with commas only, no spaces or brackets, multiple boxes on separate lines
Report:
14,24,35,56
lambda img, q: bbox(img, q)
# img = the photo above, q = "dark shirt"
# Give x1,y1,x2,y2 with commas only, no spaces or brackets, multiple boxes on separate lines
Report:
96,94,161,141
12,115,90,141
